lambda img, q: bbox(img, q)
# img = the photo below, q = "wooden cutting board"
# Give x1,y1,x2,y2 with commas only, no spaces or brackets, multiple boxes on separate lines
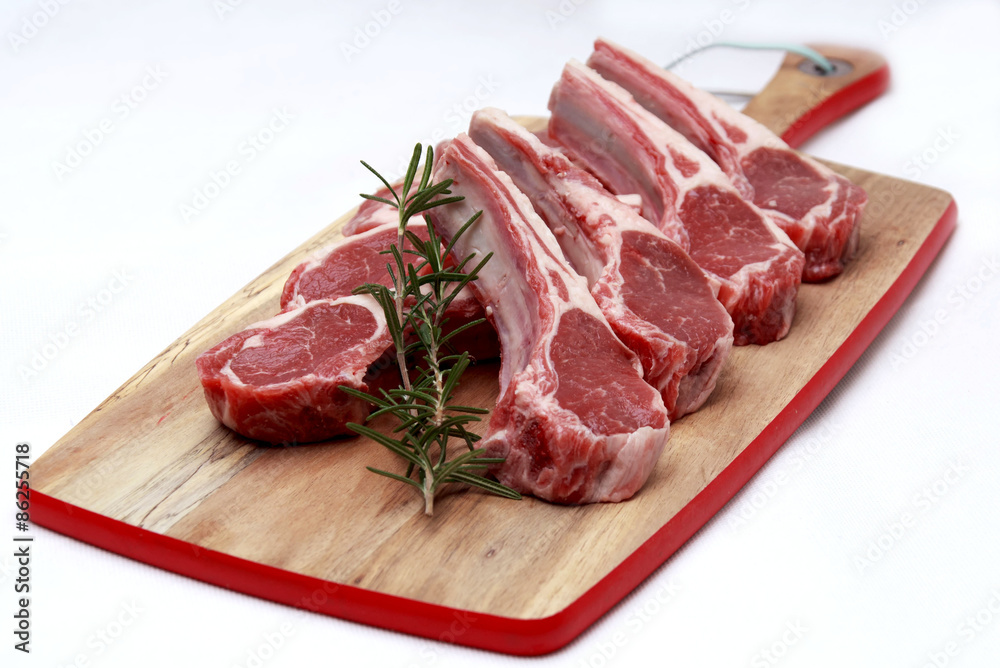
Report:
31,45,954,656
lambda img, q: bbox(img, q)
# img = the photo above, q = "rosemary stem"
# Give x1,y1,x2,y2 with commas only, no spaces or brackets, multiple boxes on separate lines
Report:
429,286,446,428
423,467,434,516
395,205,412,394
430,340,445,426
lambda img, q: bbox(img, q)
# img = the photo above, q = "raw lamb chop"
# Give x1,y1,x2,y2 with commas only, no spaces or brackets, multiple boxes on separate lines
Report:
198,223,499,445
341,183,400,236
429,133,670,504
468,107,733,420
282,221,499,362
586,38,866,282
548,60,805,345
196,296,391,445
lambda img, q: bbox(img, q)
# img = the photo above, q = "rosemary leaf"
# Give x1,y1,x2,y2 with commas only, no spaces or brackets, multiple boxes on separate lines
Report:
446,471,523,500
347,423,424,467
401,143,423,201
359,194,397,206
418,145,434,191
367,467,423,489
359,160,398,203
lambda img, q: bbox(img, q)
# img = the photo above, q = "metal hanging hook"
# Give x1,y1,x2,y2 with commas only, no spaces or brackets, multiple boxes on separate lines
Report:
665,41,836,74
664,41,839,100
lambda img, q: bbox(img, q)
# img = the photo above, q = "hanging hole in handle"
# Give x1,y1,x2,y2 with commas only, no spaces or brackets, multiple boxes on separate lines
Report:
798,58,853,77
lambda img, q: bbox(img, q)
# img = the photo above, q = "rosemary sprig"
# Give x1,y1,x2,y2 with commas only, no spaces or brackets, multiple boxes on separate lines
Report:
343,143,521,516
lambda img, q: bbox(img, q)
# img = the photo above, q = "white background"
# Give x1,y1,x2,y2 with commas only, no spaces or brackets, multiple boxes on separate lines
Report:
3,1,999,666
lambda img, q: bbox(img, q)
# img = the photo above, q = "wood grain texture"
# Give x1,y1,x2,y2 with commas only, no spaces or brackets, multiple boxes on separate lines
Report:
32,142,952,619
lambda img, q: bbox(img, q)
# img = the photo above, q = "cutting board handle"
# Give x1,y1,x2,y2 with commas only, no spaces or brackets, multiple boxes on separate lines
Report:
741,44,890,148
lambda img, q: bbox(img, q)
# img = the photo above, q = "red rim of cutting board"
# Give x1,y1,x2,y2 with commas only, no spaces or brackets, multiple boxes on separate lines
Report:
780,58,891,149
32,58,949,657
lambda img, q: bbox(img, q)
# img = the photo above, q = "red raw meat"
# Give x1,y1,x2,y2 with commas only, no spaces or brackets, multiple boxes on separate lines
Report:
198,222,501,445
587,38,867,282
196,296,391,445
282,221,499,362
469,108,733,420
429,133,670,503
548,60,804,345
